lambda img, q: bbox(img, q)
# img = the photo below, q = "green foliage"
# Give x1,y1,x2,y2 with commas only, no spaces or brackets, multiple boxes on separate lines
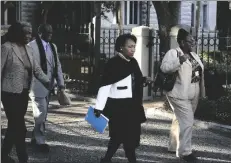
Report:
199,51,231,75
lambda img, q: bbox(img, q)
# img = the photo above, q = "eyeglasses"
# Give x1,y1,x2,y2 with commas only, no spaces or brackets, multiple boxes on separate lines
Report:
185,40,195,45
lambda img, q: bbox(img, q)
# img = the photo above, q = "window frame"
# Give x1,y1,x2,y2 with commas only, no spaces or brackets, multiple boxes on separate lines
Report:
123,1,141,25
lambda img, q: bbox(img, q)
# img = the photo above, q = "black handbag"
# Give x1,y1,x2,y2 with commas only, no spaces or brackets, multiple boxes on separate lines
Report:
153,50,179,92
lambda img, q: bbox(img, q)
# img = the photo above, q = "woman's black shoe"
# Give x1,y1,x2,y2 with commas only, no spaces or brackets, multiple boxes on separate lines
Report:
181,153,198,162
100,158,112,163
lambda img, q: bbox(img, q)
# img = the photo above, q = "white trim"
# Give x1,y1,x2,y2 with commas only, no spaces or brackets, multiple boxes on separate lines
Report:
123,1,140,25
108,75,133,99
95,74,133,110
95,84,112,111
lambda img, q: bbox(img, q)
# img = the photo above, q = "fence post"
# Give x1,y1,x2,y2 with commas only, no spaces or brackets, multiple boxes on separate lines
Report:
132,26,153,100
90,2,101,94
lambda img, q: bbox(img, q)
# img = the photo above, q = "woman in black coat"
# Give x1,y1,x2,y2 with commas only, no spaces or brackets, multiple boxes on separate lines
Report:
94,34,151,163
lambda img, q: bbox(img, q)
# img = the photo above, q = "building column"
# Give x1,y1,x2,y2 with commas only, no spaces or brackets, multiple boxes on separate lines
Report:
132,26,153,100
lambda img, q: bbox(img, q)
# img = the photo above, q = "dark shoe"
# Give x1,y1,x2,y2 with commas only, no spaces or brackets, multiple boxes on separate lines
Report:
18,155,28,163
32,142,50,153
1,156,15,163
100,158,112,163
181,153,198,162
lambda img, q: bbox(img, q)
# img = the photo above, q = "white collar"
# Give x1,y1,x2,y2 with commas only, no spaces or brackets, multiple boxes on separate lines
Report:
117,52,131,62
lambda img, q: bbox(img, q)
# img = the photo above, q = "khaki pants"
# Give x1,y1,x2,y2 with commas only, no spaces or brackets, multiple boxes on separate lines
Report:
167,82,200,157
30,96,50,145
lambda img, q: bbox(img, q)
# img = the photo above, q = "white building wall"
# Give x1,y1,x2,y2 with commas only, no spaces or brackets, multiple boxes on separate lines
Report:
207,1,217,30
101,1,217,30
180,1,193,27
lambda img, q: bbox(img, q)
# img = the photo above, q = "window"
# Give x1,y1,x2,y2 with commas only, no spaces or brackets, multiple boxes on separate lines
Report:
191,3,195,27
123,1,140,25
202,4,208,28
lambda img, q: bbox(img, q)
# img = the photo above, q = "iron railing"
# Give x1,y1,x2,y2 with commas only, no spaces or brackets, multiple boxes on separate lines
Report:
100,27,231,96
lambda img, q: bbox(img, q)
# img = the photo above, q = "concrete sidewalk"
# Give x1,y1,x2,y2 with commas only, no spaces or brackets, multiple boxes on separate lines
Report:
2,96,230,131
1,98,231,163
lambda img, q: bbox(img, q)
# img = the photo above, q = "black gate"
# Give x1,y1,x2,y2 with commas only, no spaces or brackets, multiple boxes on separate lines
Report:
46,2,95,96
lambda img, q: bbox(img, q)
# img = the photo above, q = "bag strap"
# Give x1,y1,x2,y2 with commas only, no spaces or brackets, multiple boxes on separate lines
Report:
176,49,179,57
153,49,179,82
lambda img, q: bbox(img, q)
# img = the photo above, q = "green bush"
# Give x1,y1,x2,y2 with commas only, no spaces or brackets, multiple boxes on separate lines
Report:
199,51,231,75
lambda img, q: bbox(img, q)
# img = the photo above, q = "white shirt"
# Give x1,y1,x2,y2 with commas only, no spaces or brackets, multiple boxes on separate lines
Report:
41,39,54,64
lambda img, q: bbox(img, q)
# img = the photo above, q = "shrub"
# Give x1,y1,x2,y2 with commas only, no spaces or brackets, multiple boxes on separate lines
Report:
195,97,217,121
199,51,231,76
216,96,231,124
195,95,231,125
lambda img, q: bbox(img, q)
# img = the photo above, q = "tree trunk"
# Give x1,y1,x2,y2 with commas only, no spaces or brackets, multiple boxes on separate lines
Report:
152,1,181,55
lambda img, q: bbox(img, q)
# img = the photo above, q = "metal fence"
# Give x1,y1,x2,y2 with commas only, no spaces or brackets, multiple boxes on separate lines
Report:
100,27,231,97
100,27,132,59
196,29,231,95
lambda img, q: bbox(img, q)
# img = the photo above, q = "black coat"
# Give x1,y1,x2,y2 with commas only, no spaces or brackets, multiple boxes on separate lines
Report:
98,55,147,148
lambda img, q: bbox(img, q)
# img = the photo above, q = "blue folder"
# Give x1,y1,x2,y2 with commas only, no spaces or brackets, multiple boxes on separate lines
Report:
85,106,109,134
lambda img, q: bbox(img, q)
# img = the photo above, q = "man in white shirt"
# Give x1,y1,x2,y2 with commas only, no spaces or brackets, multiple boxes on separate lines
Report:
28,24,65,153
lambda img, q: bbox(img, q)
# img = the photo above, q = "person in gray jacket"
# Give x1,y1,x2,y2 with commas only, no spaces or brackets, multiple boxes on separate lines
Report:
1,21,50,163
28,24,65,153
160,28,205,162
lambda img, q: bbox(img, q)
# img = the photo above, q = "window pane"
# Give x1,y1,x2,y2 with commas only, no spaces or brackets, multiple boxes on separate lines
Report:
203,4,207,28
134,1,138,24
129,1,133,24
124,1,127,25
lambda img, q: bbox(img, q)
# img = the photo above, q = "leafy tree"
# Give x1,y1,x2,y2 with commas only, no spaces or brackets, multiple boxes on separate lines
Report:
101,1,123,35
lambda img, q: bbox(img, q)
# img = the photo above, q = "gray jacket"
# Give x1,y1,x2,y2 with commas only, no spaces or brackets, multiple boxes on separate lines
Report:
1,42,50,93
28,40,64,98
160,47,206,99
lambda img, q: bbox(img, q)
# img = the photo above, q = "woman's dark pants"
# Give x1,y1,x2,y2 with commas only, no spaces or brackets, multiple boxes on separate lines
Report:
1,90,29,162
